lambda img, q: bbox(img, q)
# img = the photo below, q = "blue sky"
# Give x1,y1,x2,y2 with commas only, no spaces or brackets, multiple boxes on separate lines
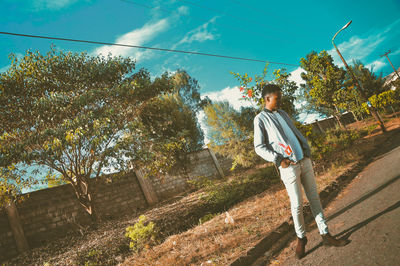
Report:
1,0,399,117
1,0,399,191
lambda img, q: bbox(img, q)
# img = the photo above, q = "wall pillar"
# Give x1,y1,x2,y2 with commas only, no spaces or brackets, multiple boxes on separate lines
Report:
5,201,29,254
135,169,159,205
208,148,224,178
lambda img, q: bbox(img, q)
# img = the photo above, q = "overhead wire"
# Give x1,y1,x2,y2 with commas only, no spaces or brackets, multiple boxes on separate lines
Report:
0,31,299,66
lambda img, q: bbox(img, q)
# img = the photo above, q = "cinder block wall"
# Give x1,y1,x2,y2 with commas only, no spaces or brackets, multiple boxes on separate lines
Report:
0,172,147,262
0,149,232,262
0,208,17,261
148,149,230,200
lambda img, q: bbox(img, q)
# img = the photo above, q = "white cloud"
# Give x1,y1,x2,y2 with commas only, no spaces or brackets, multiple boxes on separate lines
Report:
200,86,255,144
175,16,219,47
365,59,386,71
288,67,305,87
33,0,79,10
178,6,189,15
328,18,400,67
93,19,169,61
203,86,255,111
328,34,386,67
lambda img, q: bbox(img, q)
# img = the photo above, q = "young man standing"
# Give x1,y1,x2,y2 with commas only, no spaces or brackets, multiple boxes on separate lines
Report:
253,84,348,259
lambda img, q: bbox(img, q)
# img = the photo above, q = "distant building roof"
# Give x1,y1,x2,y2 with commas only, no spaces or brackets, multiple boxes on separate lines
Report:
383,67,400,88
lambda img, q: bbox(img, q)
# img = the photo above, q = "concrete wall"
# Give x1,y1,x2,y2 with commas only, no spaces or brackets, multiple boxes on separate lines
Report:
0,148,232,262
310,112,356,133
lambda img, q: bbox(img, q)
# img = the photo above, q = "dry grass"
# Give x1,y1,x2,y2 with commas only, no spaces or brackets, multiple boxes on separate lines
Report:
5,116,399,266
123,116,400,265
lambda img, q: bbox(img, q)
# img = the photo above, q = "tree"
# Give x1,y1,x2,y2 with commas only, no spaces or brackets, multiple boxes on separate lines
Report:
300,51,347,127
362,90,400,115
272,68,299,119
335,60,388,120
0,48,174,224
172,69,210,113
0,164,37,208
203,101,261,169
231,64,299,118
132,92,205,177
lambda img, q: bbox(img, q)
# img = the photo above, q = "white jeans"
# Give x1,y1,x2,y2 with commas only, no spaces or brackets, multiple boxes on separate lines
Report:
279,157,329,238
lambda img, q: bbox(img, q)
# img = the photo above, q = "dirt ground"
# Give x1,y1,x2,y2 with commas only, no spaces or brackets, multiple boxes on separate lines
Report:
4,115,400,266
271,132,400,265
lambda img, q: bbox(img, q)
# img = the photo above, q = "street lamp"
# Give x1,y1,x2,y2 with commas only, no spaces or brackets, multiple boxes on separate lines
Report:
332,20,386,132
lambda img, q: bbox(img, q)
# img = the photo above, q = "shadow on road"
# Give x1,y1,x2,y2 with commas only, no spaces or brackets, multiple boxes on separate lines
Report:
303,175,400,258
326,174,400,222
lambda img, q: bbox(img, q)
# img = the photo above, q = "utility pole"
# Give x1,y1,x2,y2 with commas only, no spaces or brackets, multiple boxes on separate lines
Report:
332,21,386,132
380,50,400,80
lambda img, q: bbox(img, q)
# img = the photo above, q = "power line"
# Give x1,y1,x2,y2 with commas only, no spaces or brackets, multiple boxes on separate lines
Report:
0,31,299,66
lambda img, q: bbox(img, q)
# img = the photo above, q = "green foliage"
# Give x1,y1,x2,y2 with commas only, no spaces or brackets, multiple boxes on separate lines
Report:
203,101,261,169
361,90,400,113
0,47,175,222
230,64,299,118
336,60,389,117
125,215,158,252
75,248,105,266
300,50,346,117
197,165,278,208
44,171,68,188
297,124,362,160
0,164,37,207
134,92,204,177
199,213,219,225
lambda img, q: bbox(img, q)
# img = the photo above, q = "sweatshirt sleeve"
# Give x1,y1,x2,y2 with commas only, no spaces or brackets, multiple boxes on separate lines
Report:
253,116,284,166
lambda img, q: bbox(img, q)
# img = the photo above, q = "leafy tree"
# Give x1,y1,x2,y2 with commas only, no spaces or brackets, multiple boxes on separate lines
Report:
131,92,204,177
231,64,299,118
348,60,387,98
300,50,346,127
272,68,299,119
0,48,174,223
203,101,261,169
335,60,388,120
0,164,37,207
172,69,210,112
362,90,400,114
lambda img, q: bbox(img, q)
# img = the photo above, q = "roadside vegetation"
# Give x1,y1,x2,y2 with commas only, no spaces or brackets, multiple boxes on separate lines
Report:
1,46,399,265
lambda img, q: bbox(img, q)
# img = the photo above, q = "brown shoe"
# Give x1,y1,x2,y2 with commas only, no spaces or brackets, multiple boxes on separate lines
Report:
321,233,349,247
295,236,307,259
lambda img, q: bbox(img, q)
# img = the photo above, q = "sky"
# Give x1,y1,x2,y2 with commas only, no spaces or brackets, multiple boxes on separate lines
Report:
1,0,399,191
1,0,399,116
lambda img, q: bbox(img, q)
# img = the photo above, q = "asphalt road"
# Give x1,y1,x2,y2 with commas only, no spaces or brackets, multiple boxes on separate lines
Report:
275,145,400,266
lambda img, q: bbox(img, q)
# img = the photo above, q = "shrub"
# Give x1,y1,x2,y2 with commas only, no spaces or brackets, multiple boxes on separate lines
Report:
75,249,104,266
199,165,278,208
199,213,219,225
125,215,159,252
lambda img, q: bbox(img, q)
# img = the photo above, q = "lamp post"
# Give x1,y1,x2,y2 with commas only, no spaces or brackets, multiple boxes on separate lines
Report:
332,20,386,132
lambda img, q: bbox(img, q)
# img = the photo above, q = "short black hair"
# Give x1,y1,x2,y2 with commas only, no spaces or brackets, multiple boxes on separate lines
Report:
261,84,281,99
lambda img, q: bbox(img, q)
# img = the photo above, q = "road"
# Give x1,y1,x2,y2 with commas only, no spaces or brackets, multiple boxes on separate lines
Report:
274,145,400,265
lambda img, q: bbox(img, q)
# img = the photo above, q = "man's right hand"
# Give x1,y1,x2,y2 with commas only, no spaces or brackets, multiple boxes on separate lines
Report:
280,158,294,168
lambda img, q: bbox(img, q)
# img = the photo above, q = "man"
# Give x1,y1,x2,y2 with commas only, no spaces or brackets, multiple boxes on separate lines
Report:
253,84,348,259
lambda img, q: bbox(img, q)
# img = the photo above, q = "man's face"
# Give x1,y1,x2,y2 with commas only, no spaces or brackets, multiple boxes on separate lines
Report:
265,91,281,111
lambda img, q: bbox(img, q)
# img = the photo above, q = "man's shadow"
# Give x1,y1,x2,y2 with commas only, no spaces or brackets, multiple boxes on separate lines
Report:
304,174,400,257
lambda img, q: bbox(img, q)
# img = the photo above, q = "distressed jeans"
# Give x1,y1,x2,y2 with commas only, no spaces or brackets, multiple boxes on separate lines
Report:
279,157,329,238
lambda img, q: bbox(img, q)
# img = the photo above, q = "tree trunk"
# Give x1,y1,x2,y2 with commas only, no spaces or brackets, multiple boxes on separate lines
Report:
334,114,346,129
391,106,398,118
351,110,359,122
369,107,387,133
333,104,346,129
71,176,99,227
